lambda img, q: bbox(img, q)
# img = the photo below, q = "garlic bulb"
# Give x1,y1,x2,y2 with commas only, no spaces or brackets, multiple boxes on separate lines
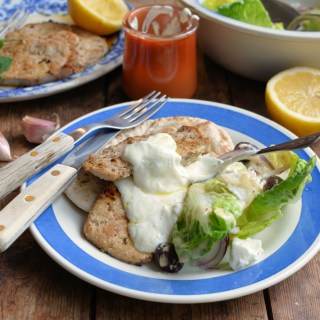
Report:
21,113,60,144
0,132,12,161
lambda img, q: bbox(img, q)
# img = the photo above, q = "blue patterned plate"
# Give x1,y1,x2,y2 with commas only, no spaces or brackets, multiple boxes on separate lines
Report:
28,100,320,303
0,0,124,102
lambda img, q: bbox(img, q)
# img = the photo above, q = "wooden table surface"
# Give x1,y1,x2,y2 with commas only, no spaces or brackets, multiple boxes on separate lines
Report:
1,1,320,319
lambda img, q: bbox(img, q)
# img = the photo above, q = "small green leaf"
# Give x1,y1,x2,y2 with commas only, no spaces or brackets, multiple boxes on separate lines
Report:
0,39,3,48
0,56,12,73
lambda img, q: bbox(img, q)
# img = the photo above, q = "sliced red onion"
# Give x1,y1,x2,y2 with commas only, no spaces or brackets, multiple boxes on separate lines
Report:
197,236,229,270
261,164,291,179
221,142,276,173
248,156,274,176
259,155,275,170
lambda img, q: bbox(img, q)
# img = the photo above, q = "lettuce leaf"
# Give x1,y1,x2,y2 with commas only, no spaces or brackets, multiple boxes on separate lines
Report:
301,18,320,31
264,150,296,170
173,179,242,262
202,0,236,9
203,0,284,29
236,156,317,238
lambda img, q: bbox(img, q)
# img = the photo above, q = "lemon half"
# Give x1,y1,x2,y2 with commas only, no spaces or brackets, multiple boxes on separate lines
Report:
265,67,320,137
68,0,128,35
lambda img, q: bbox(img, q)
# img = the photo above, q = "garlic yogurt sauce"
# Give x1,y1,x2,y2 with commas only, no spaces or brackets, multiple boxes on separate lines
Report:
114,133,262,254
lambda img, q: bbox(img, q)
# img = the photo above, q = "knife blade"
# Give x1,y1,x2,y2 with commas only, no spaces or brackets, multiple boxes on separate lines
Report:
0,130,118,252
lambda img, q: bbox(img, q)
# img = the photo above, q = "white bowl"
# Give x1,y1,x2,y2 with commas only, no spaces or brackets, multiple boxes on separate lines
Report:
181,0,320,81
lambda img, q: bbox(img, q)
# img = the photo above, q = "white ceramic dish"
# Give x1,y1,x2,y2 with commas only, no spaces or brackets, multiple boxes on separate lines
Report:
0,0,124,103
28,99,320,303
181,0,320,81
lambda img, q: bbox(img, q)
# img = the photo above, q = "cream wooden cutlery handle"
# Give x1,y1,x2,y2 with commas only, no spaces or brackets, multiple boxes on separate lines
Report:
0,133,74,199
0,164,77,252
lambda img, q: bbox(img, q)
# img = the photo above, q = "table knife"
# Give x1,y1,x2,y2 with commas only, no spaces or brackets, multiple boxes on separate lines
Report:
0,132,74,200
0,130,118,252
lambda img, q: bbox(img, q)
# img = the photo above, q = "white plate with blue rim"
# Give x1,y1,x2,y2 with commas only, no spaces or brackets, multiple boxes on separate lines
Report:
28,99,320,303
0,0,124,103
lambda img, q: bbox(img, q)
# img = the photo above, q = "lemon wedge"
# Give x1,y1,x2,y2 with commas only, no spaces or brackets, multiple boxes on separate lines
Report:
68,0,129,35
265,67,320,137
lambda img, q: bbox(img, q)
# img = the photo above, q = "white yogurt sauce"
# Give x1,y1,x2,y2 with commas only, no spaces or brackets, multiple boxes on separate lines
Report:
115,133,222,253
218,162,264,208
115,177,186,253
121,133,188,193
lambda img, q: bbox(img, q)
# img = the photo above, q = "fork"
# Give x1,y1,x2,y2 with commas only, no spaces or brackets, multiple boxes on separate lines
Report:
0,7,29,38
189,131,320,183
0,91,168,200
220,131,320,162
208,131,320,177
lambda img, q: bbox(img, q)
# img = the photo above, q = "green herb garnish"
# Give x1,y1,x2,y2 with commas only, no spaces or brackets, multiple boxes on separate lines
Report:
0,39,12,80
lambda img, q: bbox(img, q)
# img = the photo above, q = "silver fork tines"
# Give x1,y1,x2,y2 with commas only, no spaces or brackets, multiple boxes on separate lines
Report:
0,7,29,38
117,91,161,118
68,91,168,141
113,91,167,124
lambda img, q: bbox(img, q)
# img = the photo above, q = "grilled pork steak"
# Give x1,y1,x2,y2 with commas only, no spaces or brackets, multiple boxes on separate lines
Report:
0,22,109,86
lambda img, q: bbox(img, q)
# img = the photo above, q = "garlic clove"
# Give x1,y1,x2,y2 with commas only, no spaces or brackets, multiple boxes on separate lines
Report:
0,132,12,162
21,113,60,144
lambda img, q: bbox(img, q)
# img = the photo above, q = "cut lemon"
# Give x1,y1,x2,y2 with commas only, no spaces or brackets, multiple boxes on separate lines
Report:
265,67,320,137
68,0,129,35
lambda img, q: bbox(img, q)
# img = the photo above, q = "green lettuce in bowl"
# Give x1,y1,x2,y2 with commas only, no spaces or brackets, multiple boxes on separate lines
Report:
202,0,284,29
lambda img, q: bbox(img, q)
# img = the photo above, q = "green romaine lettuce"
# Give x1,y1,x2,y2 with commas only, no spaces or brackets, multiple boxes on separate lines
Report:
202,0,236,9
173,179,243,262
236,155,317,238
264,150,296,170
203,0,284,29
301,17,320,31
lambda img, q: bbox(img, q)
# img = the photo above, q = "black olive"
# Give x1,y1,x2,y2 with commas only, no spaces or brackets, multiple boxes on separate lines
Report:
264,175,283,191
154,242,184,273
234,142,258,151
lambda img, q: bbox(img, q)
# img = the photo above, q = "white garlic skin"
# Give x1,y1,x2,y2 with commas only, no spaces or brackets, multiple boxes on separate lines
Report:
0,132,12,162
21,114,60,144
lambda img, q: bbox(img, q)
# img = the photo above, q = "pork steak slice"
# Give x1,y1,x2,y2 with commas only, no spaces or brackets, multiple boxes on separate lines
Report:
84,181,153,265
